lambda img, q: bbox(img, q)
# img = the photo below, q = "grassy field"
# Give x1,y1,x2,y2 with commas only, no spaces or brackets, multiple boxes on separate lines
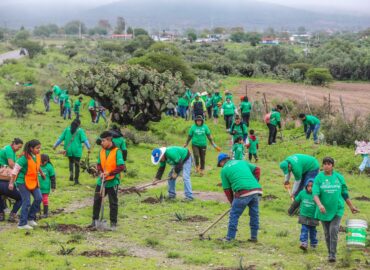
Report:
0,47,369,270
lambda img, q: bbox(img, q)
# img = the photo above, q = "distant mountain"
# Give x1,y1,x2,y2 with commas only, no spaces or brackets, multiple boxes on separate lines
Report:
1,0,370,30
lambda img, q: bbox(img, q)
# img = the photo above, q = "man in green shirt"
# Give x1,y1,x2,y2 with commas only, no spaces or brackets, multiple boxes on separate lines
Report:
218,153,262,241
280,154,320,197
230,115,248,143
59,90,68,117
63,94,72,120
221,98,237,131
177,95,189,119
299,113,321,144
184,115,219,175
240,96,252,127
267,105,282,145
90,131,125,230
191,94,206,119
74,96,83,119
312,157,358,262
152,146,193,201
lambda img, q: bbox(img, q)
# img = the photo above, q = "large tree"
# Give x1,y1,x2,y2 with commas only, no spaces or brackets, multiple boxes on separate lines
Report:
114,17,126,34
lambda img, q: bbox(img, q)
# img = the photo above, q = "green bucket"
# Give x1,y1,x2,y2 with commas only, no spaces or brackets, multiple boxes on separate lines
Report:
346,219,368,247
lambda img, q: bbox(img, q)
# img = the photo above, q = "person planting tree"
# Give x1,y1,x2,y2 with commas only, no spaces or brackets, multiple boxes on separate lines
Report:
53,119,91,185
313,157,359,263
52,84,62,104
90,131,125,230
299,113,321,144
280,154,320,198
38,154,56,218
217,153,262,242
8,140,44,230
43,88,53,112
0,138,24,222
151,146,193,201
184,115,220,176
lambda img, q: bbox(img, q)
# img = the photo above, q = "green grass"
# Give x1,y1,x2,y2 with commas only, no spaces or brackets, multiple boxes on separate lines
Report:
0,48,369,270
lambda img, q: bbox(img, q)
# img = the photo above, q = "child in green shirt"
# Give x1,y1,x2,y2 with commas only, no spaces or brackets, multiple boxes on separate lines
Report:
232,137,245,160
288,180,319,251
38,154,56,218
248,130,259,162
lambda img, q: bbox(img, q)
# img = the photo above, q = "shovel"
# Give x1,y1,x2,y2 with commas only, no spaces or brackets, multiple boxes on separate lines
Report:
119,178,169,195
96,174,109,230
199,208,231,240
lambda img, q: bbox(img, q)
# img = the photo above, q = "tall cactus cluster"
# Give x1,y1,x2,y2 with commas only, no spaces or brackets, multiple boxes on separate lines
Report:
68,64,185,130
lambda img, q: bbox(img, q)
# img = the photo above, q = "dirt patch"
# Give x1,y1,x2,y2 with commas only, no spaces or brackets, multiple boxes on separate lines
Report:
141,197,161,204
354,195,370,202
235,81,370,118
262,195,278,201
214,266,256,270
184,215,209,222
41,223,96,233
339,225,346,233
81,250,114,257
50,208,65,215
179,191,228,203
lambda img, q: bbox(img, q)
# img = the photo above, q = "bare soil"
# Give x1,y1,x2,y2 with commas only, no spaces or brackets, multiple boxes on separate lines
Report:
184,215,209,222
40,223,97,233
262,194,279,201
80,249,126,257
179,191,229,203
235,81,370,117
214,266,256,270
141,197,161,204
354,195,370,202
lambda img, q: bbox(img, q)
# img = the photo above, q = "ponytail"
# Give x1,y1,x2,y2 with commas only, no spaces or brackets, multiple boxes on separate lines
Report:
70,119,81,134
22,139,41,158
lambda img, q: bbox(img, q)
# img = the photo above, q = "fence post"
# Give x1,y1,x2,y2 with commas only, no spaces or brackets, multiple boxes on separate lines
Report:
339,95,346,123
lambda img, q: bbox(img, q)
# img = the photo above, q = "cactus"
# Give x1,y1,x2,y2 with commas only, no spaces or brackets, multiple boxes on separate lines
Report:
68,64,185,130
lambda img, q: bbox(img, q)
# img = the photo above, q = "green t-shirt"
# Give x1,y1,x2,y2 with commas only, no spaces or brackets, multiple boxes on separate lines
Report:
15,155,36,186
303,115,321,126
212,94,222,107
312,171,348,221
58,127,88,158
232,143,245,160
97,148,124,188
88,99,95,109
159,147,189,167
188,124,211,147
113,137,127,151
248,137,259,154
295,189,316,219
230,122,248,141
39,163,55,194
221,160,261,192
0,145,16,166
59,91,68,102
64,97,71,108
240,101,252,114
178,97,189,107
285,154,319,181
74,100,81,112
213,106,219,114
206,96,213,108
222,102,236,116
270,110,281,127
53,85,62,96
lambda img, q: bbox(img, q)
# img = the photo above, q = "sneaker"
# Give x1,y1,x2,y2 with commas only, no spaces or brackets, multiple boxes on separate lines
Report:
248,238,258,243
87,220,97,228
299,243,308,251
217,237,231,242
27,220,38,227
328,257,336,263
310,245,317,249
18,224,33,230
182,197,194,202
109,223,117,231
8,213,17,223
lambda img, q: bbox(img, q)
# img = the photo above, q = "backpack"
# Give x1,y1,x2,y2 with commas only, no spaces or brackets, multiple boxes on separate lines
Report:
264,113,271,124
193,101,204,114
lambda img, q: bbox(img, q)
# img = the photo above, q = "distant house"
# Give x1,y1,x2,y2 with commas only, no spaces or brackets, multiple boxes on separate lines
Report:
111,34,133,40
261,36,279,45
290,34,311,44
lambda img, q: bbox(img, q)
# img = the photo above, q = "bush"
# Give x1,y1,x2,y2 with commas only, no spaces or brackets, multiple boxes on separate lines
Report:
306,68,333,86
237,64,255,77
288,68,304,82
5,87,36,117
18,40,44,59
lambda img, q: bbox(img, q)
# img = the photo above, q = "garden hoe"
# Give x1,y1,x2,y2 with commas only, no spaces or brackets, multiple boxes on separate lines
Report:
119,178,169,196
96,174,109,230
199,208,231,240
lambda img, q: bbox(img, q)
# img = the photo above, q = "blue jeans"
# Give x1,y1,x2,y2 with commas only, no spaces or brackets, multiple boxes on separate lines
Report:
177,106,187,119
96,111,107,123
300,224,318,246
17,184,42,226
306,124,320,142
167,156,193,199
63,107,71,119
359,154,370,172
293,169,319,196
227,194,259,240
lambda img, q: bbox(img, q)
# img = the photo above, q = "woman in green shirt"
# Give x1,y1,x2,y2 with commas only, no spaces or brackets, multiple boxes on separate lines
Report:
240,96,252,127
53,119,91,184
313,157,359,263
0,138,23,222
183,115,219,175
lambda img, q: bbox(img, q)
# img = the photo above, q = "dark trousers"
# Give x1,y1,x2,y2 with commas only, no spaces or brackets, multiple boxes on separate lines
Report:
267,124,277,145
224,115,234,130
68,157,81,183
93,184,118,224
248,153,258,162
43,97,50,112
300,224,318,246
60,101,64,116
192,145,206,170
322,216,341,259
0,180,22,214
89,109,97,123
207,107,212,119
242,113,250,127
74,112,80,119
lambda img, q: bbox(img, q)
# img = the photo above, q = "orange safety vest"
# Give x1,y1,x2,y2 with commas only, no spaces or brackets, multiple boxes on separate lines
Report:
100,147,118,181
25,154,41,191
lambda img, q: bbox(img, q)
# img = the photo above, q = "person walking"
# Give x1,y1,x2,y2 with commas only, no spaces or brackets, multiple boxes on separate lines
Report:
63,94,72,120
38,154,56,218
248,130,259,162
221,98,237,131
217,153,262,241
191,94,206,119
230,115,248,144
206,92,213,119
53,119,91,185
88,99,97,123
43,88,53,112
240,96,252,127
313,157,359,262
74,96,83,119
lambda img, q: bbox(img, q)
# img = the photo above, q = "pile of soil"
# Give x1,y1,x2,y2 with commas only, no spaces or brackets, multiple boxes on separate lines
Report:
80,250,113,257
354,196,370,202
141,197,161,204
339,225,346,233
41,223,96,233
262,195,278,201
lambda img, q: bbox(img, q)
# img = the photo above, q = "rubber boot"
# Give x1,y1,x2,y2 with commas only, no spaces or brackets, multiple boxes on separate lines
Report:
69,174,73,181
42,205,48,218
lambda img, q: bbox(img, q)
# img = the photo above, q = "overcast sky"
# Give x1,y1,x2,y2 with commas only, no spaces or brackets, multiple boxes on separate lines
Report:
1,0,370,14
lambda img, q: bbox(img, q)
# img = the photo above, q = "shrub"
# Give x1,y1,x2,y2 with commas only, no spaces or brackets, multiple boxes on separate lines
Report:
289,63,312,79
306,68,333,86
18,40,44,59
288,68,304,83
5,87,36,117
237,64,255,77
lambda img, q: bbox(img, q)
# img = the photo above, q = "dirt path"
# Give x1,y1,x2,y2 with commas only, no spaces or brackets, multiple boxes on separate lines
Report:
0,50,25,65
235,80,370,117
